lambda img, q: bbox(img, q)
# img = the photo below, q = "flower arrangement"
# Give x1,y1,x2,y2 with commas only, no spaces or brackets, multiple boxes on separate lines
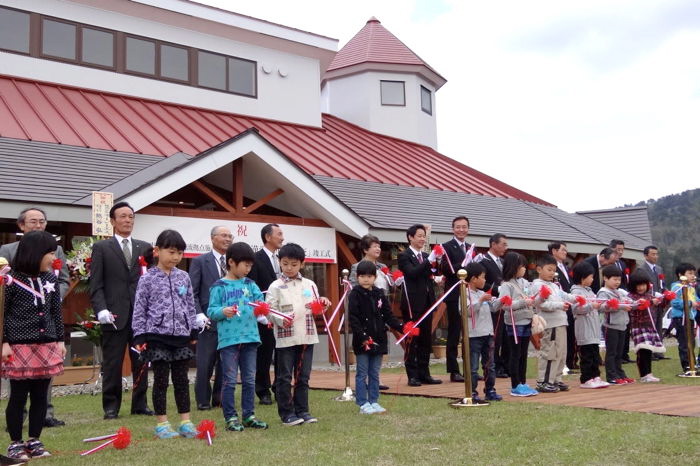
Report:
74,312,102,346
66,237,100,293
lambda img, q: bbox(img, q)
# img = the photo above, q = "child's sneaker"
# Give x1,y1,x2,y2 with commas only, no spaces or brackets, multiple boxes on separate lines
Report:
640,374,660,383
282,415,304,426
177,420,197,438
225,417,244,432
536,382,560,393
484,390,502,401
593,377,610,388
154,422,180,439
243,415,269,429
510,384,532,396
523,384,539,396
623,377,635,384
555,382,570,392
370,403,386,414
6,441,29,461
580,379,598,389
359,403,375,414
299,413,318,424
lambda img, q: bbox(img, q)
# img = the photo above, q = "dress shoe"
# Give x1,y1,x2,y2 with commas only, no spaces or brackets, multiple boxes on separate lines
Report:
407,378,422,387
131,408,155,416
379,383,390,390
103,411,118,420
420,377,443,385
43,416,65,428
450,373,465,382
197,404,212,411
258,395,273,406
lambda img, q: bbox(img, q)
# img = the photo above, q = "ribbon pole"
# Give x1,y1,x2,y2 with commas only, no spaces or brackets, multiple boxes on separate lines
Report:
334,269,355,401
80,438,116,456
327,280,351,331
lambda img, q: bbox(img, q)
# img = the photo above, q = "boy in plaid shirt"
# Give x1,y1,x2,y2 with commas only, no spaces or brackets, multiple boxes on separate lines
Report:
266,243,330,426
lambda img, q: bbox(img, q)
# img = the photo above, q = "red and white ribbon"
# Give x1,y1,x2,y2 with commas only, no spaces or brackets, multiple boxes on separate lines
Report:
249,302,293,322
460,243,476,267
327,279,351,332
80,438,116,456
396,280,462,345
0,265,43,299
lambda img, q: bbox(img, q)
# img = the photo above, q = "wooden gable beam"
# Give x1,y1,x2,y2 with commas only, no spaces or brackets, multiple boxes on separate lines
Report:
233,158,244,212
335,232,357,266
243,188,284,215
192,180,236,214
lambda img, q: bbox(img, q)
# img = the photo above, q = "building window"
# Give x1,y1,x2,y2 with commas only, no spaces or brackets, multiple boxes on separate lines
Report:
160,44,189,82
82,28,114,68
228,57,256,97
198,51,227,91
380,80,405,106
421,85,432,115
42,18,76,60
0,7,30,54
125,36,156,75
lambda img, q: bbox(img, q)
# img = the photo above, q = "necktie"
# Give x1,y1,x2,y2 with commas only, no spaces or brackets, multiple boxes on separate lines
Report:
272,253,281,277
121,238,131,266
652,265,657,274
219,255,227,278
417,253,423,264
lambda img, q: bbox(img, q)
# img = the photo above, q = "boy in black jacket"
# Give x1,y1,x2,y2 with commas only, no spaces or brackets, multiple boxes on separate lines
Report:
349,261,404,414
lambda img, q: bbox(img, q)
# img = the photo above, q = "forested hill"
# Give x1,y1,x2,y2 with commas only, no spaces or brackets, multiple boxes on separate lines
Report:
641,188,700,278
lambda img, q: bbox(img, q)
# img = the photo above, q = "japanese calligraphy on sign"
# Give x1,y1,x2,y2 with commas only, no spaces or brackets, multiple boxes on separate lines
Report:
92,192,113,236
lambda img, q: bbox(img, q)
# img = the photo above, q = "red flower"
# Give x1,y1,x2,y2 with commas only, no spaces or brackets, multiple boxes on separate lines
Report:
85,322,94,329
138,256,147,267
433,244,445,256
392,270,404,281
310,299,325,315
196,419,216,441
499,295,513,306
658,274,664,280
113,427,131,450
663,290,676,301
637,299,650,310
52,258,62,270
252,301,270,317
403,321,420,337
607,298,619,310
380,266,390,275
624,268,630,275
575,295,587,307
86,257,92,264
539,286,552,300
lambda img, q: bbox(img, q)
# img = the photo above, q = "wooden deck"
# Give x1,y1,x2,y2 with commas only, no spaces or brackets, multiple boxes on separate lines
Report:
309,371,700,417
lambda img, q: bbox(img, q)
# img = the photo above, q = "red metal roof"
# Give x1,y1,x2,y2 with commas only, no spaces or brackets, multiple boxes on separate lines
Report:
327,17,443,80
0,75,552,205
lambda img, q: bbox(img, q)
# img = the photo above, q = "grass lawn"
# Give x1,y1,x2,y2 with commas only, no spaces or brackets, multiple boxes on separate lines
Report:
10,346,700,465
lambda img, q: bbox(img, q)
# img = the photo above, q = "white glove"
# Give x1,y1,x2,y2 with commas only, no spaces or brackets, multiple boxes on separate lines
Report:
428,251,437,263
97,310,115,325
256,315,270,325
195,313,210,330
433,275,444,285
394,276,405,288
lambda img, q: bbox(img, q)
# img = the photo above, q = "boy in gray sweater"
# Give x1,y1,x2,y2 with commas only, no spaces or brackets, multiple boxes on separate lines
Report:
532,255,574,393
598,265,633,384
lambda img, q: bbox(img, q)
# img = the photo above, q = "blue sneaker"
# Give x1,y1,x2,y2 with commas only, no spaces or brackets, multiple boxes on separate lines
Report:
523,384,539,396
370,403,386,414
154,422,179,439
510,384,531,397
359,402,375,414
178,420,197,438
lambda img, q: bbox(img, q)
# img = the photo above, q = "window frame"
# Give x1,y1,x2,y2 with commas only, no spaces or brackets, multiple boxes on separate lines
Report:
420,85,432,115
0,5,32,56
1,6,257,99
380,80,406,107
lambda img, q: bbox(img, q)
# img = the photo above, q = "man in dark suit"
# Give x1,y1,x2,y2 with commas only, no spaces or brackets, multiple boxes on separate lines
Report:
398,224,442,386
0,207,70,427
191,225,232,410
441,216,471,382
549,241,577,370
480,233,509,378
90,202,153,420
248,223,284,404
609,239,632,362
638,245,669,359
583,247,617,293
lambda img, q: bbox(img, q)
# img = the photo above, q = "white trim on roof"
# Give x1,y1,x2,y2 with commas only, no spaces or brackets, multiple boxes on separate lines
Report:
121,131,370,237
130,0,338,50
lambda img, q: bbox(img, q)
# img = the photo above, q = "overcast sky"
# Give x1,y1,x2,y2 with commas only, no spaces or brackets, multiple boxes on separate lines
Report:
199,0,699,212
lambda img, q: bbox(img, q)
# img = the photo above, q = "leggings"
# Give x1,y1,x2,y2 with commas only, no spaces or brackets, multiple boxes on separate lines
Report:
151,359,191,416
507,335,530,389
636,349,652,377
6,378,51,442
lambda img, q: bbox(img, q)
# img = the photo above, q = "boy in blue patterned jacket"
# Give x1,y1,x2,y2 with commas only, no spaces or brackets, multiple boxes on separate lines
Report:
208,242,269,432
132,230,201,439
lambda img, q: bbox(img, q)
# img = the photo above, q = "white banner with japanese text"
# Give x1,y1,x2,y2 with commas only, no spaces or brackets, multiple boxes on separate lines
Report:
132,214,336,263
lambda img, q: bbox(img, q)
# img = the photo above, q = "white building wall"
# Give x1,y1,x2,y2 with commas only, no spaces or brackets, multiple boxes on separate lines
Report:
323,71,438,148
1,0,324,127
